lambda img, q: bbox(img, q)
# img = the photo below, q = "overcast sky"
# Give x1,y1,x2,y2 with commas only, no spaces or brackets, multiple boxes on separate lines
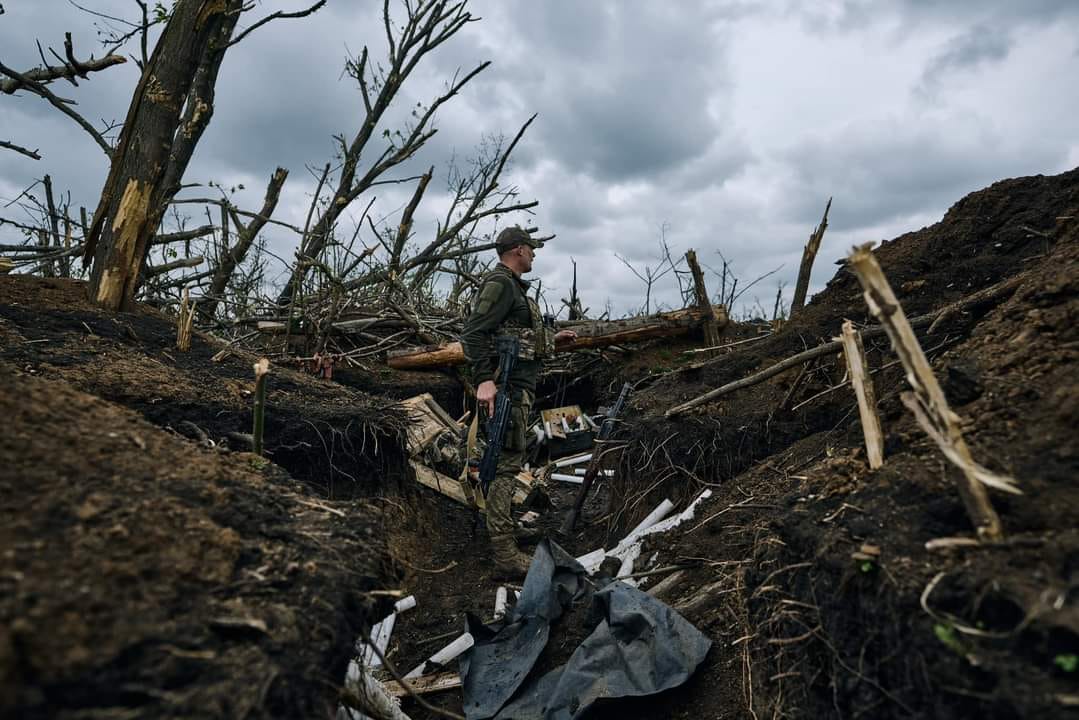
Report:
2,0,1078,318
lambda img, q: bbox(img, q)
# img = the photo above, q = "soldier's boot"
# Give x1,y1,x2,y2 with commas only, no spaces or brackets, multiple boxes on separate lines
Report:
491,534,531,580
514,523,543,546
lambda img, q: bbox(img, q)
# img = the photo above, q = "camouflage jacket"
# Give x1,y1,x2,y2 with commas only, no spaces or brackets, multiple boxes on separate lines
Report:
460,263,553,392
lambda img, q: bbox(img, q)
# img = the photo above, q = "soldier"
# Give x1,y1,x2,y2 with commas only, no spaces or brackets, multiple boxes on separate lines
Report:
460,226,578,578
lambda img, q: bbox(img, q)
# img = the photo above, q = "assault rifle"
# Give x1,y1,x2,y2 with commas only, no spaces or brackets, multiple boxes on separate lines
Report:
477,336,520,497
560,382,632,534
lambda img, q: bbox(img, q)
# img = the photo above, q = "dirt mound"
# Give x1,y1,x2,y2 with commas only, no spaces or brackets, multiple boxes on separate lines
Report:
0,276,412,498
0,369,401,718
600,169,1079,718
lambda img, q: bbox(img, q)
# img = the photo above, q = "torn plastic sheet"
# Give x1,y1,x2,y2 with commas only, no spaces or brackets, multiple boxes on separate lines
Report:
495,581,711,720
460,540,588,720
461,541,711,720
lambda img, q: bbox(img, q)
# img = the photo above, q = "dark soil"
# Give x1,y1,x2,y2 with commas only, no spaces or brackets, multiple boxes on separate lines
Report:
2,167,1077,720
600,168,1079,719
0,369,399,719
0,277,418,718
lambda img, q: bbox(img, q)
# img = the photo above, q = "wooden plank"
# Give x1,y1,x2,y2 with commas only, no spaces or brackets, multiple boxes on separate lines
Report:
384,671,462,697
411,461,471,506
400,393,455,456
412,462,530,508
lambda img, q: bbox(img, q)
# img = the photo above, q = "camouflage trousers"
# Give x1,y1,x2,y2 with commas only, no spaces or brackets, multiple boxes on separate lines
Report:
486,388,533,539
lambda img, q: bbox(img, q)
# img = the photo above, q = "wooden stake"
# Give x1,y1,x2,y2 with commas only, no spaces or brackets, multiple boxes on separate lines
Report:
176,287,195,351
847,243,1018,540
252,358,270,456
838,320,883,469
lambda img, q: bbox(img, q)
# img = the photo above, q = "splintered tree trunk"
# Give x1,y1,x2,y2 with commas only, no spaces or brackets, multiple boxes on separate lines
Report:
685,249,721,354
83,0,243,311
790,197,831,315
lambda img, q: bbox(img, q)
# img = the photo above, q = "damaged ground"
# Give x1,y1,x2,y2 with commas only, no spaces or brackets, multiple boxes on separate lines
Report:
2,168,1077,719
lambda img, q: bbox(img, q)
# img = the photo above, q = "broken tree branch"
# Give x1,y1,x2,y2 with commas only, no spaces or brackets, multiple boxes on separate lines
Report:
838,320,883,469
666,315,933,417
0,139,41,160
847,243,1017,540
228,0,327,47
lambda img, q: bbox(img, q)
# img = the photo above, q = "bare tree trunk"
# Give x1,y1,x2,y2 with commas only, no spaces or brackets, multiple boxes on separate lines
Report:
83,0,243,311
198,167,288,323
685,249,721,355
790,197,831,315
42,174,60,278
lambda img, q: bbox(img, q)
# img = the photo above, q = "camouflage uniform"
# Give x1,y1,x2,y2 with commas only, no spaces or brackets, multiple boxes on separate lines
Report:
460,242,553,545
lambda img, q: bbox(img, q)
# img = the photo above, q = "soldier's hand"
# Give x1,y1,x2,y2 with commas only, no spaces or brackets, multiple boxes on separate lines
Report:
477,380,498,417
554,329,578,344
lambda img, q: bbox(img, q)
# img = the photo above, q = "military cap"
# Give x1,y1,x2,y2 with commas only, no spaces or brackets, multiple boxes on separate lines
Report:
495,226,543,252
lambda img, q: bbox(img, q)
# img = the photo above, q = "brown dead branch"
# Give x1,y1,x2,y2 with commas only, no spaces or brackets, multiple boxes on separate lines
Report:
847,243,1017,540
837,320,883,469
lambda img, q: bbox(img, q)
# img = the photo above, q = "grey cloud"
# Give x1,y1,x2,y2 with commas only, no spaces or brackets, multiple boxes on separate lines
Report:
824,0,1079,31
919,25,1011,95
777,121,1058,231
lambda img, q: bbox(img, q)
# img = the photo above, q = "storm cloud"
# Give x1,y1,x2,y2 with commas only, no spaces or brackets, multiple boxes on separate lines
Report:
2,0,1078,317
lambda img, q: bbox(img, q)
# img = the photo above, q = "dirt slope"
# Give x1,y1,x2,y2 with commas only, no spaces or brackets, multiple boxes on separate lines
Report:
0,278,417,718
604,168,1079,718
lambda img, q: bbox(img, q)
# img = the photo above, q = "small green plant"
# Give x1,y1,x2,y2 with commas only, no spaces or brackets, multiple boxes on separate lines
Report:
859,560,875,573
933,623,967,656
1054,654,1078,673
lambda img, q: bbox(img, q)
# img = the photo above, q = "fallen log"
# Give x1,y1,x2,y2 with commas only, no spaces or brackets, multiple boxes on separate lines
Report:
387,305,729,369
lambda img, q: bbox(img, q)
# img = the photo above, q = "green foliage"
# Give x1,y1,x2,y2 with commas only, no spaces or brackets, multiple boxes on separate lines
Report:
859,559,875,573
933,623,967,656
153,2,173,23
1054,654,1078,673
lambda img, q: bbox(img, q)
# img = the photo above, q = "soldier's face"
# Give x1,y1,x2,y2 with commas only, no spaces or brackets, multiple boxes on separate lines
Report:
519,245,534,272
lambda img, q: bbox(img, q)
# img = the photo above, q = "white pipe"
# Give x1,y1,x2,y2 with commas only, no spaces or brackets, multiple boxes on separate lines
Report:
360,595,417,668
533,426,545,443
494,586,508,621
394,595,417,613
554,453,592,467
574,468,613,476
623,499,675,544
405,632,474,679
545,420,553,438
552,473,583,484
575,548,606,574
